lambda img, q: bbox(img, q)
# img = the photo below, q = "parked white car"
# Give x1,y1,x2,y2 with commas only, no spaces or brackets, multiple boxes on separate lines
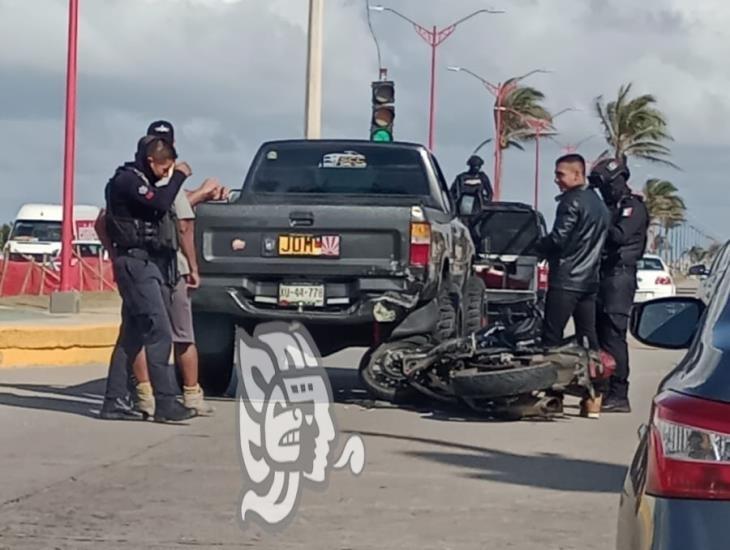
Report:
634,254,676,302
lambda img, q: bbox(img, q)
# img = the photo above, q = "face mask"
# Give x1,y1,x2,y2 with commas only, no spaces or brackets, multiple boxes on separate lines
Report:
599,178,627,205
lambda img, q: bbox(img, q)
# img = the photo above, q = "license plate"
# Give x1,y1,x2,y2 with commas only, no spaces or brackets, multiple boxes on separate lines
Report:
278,284,325,307
278,234,340,257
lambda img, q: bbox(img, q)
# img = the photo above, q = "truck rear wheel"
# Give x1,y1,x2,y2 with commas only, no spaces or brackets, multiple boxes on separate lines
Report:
462,275,487,336
193,313,235,395
434,285,458,342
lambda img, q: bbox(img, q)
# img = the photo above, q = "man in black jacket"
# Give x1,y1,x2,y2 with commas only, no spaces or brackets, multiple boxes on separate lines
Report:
537,154,610,353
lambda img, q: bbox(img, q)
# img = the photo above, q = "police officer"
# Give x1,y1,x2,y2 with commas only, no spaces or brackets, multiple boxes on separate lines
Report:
589,157,650,413
450,155,494,205
99,135,197,422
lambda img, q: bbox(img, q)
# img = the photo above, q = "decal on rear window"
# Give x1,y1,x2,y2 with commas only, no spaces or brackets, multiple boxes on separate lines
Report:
320,151,367,169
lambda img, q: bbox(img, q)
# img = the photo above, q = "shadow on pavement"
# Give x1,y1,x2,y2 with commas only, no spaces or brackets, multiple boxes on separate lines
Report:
0,379,107,419
343,430,627,494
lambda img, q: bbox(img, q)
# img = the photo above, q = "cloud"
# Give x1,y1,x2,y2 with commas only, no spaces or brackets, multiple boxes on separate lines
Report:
0,0,727,238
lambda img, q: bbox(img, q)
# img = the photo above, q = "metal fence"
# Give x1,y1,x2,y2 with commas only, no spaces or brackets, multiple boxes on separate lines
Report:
649,220,722,274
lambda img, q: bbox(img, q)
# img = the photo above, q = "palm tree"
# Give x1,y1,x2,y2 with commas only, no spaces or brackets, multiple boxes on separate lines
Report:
491,80,552,189
643,178,686,255
497,81,553,151
594,83,678,168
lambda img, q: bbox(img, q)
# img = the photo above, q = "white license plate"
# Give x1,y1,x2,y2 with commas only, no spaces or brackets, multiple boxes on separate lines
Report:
278,284,325,307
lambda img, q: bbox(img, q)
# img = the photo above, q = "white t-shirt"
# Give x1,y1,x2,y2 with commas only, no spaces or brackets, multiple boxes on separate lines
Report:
172,189,195,276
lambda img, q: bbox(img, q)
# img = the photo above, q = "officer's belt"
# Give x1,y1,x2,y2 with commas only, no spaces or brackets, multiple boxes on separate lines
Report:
117,247,152,260
601,264,637,277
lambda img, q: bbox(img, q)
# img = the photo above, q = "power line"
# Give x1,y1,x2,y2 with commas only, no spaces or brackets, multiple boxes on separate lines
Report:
365,0,383,73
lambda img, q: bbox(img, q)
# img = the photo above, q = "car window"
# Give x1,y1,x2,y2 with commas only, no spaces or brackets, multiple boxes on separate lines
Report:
246,144,432,196
10,220,62,242
637,257,665,271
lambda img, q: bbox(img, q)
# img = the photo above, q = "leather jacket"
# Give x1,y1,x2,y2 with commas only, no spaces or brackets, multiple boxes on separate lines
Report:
537,185,610,292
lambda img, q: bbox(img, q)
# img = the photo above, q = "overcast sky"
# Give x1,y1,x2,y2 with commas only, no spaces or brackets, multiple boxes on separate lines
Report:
0,0,727,239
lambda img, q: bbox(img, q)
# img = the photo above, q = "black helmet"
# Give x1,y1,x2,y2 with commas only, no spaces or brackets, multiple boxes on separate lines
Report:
588,156,630,188
467,155,484,169
588,156,631,204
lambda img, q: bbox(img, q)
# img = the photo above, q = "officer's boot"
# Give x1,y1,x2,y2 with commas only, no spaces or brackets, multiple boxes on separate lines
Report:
135,381,156,420
99,396,144,421
154,396,197,423
183,384,215,416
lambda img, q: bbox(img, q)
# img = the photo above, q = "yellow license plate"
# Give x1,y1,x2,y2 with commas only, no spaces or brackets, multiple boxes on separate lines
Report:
277,234,340,257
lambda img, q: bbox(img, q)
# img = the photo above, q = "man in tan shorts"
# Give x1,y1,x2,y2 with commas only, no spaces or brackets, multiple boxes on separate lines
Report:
132,120,229,417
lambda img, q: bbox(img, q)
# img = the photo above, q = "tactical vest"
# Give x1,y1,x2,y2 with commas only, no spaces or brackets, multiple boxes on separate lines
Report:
105,166,179,255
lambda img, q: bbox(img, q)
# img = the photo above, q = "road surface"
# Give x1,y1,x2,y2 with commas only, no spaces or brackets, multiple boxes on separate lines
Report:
0,343,680,550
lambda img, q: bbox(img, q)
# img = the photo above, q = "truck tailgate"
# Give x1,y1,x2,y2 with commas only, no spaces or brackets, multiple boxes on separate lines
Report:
195,200,413,278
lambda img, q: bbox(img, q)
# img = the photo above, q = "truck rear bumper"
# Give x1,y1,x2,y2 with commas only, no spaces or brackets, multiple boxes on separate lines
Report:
191,275,430,324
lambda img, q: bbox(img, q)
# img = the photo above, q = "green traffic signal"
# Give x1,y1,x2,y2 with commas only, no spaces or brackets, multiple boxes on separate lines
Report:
370,79,395,142
371,129,393,142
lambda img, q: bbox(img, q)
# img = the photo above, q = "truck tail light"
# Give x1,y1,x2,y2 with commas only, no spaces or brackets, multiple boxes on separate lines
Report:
537,263,549,291
647,391,730,500
409,206,431,267
656,276,672,285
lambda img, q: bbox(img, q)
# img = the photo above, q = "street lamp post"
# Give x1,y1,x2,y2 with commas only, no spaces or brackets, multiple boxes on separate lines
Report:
305,0,324,138
370,5,504,151
448,67,549,200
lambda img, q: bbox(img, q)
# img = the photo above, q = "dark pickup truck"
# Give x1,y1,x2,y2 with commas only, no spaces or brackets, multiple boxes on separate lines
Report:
191,139,484,393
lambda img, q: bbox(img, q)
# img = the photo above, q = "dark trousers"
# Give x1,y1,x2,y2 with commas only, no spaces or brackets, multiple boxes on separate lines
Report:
597,271,636,399
542,288,599,350
104,256,177,403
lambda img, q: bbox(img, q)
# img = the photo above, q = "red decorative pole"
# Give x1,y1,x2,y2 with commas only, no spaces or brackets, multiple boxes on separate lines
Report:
60,0,79,292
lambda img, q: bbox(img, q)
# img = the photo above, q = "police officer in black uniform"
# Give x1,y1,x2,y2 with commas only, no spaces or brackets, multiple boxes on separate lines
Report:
589,157,650,413
450,155,494,205
99,135,197,422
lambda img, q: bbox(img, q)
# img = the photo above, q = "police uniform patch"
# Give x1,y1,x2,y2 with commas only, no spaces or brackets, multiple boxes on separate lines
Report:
138,184,149,195
622,207,633,217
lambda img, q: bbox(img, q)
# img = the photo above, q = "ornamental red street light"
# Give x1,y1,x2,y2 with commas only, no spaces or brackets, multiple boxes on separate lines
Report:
549,133,597,154
448,66,549,200
369,5,504,151
60,0,79,294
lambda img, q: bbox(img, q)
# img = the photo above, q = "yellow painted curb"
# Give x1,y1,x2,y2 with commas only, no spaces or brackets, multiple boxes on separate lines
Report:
0,347,115,368
0,324,118,368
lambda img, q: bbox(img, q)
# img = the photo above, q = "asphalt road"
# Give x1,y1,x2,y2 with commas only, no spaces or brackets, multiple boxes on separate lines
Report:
0,342,680,550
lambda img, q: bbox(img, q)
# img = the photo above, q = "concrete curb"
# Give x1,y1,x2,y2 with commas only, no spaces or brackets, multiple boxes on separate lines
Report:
0,324,118,368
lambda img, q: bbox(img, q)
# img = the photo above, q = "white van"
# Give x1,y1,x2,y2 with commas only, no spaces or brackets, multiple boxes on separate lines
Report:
4,203,101,261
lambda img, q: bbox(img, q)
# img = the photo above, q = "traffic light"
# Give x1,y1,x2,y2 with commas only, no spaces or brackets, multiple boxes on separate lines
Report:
370,80,395,142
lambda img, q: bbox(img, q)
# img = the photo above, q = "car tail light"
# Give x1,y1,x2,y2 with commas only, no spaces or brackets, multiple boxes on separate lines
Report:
537,263,549,291
656,276,672,285
646,391,730,499
409,207,431,267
